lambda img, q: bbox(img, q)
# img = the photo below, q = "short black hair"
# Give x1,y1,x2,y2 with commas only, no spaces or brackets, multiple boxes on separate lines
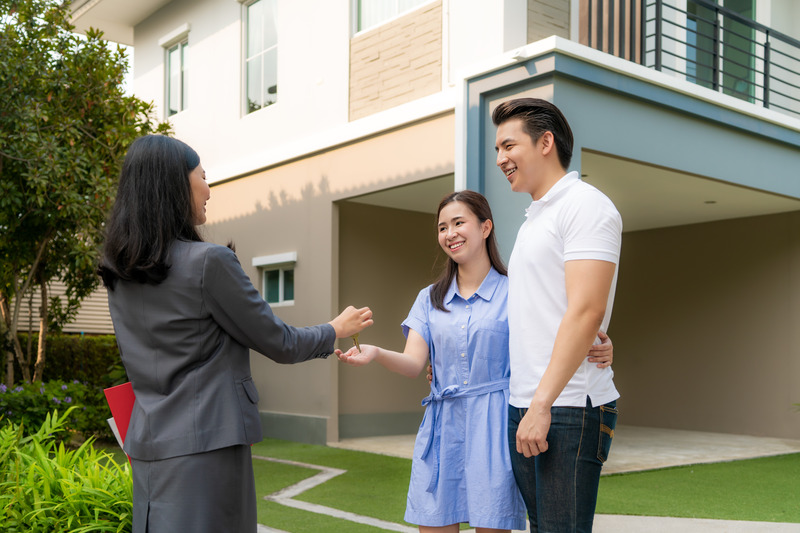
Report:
492,98,574,170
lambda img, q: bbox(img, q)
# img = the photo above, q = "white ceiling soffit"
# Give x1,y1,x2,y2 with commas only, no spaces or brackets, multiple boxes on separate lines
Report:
581,150,800,233
69,0,171,45
346,175,455,214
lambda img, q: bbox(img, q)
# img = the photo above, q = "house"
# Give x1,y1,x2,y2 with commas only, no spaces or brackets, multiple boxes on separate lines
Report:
70,0,800,443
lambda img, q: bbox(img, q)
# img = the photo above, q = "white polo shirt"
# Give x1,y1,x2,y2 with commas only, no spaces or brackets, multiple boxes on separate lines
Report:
508,171,622,408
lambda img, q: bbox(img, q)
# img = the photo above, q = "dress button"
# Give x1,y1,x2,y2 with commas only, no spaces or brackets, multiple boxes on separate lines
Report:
463,380,468,385
461,325,465,329
461,353,466,357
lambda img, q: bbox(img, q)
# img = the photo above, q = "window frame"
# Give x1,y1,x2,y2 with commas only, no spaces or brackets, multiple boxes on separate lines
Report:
242,0,279,115
252,252,296,307
351,0,435,35
159,23,191,118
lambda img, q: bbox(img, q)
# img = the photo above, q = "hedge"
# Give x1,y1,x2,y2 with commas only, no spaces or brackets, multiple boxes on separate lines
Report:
7,334,125,389
1,334,127,441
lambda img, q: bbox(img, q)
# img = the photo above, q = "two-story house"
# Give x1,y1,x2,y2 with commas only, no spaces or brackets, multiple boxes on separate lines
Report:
70,0,800,444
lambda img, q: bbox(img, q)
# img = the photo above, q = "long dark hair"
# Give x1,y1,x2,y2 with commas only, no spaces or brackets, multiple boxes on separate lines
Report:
430,190,507,312
98,135,203,289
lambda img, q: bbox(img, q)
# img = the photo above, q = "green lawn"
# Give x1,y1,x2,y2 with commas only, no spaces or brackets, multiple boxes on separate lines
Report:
597,453,800,523
99,439,800,530
252,439,411,531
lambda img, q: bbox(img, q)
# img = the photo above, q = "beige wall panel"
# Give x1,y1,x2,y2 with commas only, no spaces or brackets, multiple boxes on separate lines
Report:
350,1,443,120
612,210,800,439
202,113,455,437
12,281,114,335
528,0,571,42
338,202,442,416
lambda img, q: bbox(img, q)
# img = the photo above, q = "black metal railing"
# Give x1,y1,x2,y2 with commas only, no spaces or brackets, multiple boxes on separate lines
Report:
643,0,800,118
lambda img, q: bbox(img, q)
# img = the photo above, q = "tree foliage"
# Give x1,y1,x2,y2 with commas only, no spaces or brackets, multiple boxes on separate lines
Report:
0,0,171,384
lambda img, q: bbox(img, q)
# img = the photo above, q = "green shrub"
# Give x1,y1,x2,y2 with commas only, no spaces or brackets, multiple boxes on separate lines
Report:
10,334,126,389
0,380,113,441
0,409,132,532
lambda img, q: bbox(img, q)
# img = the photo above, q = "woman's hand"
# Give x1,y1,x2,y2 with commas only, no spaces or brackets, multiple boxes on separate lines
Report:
329,306,373,338
587,331,613,368
336,344,379,366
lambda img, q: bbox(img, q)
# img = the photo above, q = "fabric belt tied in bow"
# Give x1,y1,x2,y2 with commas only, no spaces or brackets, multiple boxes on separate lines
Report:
419,377,509,493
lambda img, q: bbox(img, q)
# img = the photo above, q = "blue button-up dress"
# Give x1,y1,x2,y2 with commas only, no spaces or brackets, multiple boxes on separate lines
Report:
402,267,525,529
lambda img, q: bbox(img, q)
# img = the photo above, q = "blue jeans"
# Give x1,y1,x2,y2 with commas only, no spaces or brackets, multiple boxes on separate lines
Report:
507,398,617,533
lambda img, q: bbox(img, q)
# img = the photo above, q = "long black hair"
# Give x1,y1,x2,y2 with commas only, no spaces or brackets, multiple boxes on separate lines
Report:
98,135,203,289
430,190,507,312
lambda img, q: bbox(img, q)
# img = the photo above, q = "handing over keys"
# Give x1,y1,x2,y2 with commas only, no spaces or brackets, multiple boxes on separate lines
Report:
351,333,361,353
327,306,373,343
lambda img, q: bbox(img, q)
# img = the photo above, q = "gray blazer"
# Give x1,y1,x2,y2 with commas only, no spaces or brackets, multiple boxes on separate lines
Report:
108,240,335,461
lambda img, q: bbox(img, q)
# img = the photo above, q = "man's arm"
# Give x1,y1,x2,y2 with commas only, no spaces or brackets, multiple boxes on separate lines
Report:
515,259,617,458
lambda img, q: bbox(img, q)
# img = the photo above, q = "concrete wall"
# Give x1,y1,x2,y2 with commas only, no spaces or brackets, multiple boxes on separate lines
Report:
612,211,800,439
202,112,455,443
349,1,443,120
132,0,351,173
337,202,443,437
528,0,570,42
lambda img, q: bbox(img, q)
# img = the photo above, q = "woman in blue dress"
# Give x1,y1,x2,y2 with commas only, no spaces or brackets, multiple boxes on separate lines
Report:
337,190,612,533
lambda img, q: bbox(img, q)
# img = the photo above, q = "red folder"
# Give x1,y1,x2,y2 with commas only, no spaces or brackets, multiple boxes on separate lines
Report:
103,382,135,446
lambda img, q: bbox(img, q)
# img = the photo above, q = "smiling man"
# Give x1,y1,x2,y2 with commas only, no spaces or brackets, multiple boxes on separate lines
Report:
493,98,622,532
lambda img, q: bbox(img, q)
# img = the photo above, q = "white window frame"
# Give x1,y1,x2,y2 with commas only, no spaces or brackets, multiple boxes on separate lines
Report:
159,24,190,118
351,0,435,36
252,252,296,307
242,0,278,115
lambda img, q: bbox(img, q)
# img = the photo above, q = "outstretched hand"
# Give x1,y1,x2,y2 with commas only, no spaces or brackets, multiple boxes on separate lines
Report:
329,306,373,338
587,331,613,368
336,344,379,366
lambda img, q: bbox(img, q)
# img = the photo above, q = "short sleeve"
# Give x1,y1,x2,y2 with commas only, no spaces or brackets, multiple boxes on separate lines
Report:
401,287,432,346
561,188,622,264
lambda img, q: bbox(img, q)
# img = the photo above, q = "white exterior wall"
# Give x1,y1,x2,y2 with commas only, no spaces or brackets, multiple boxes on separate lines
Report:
130,0,533,180
133,0,351,179
445,0,527,85
763,0,800,39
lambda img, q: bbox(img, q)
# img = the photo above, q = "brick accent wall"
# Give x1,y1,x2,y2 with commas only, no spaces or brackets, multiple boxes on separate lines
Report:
349,0,442,121
528,0,570,42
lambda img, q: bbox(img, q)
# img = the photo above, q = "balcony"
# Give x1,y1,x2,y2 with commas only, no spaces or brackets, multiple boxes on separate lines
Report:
580,0,800,119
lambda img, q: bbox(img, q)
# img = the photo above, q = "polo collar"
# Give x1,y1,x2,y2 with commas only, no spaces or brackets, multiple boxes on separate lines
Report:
525,171,580,217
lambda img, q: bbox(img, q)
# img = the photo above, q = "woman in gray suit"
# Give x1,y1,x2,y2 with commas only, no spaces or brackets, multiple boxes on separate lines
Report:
99,135,372,533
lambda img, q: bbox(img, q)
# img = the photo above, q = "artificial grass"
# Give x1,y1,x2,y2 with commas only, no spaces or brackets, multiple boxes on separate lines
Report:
97,438,800,530
596,453,800,523
251,439,411,526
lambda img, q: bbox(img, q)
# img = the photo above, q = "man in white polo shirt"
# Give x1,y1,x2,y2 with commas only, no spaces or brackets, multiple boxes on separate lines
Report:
493,98,622,532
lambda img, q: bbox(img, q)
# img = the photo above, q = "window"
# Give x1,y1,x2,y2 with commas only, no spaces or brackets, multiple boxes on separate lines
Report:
166,40,188,116
160,24,190,117
355,0,430,33
252,252,296,306
263,267,294,305
245,0,278,113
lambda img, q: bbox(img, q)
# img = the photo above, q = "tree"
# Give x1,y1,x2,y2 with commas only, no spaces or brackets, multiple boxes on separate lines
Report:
0,0,171,385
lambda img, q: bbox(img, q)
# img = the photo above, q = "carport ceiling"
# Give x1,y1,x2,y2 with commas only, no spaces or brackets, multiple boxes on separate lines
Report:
347,175,454,214
348,156,800,232
581,150,800,232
